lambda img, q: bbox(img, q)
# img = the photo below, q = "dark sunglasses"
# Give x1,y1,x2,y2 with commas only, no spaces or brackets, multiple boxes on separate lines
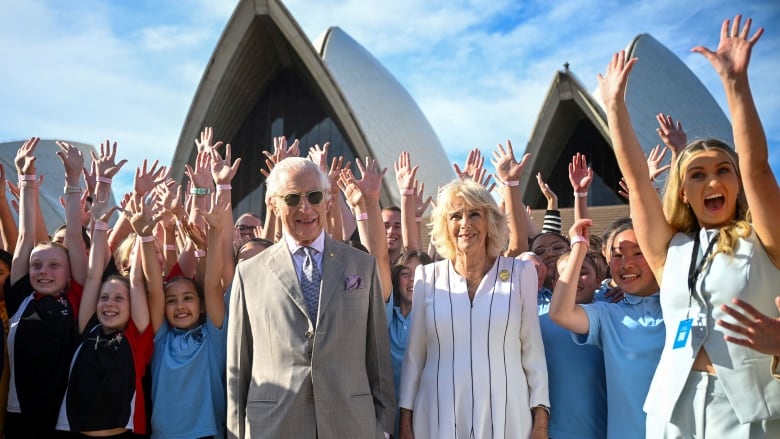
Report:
279,190,325,207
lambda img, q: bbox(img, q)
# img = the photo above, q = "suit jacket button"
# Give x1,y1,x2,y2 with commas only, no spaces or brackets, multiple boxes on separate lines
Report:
305,331,313,338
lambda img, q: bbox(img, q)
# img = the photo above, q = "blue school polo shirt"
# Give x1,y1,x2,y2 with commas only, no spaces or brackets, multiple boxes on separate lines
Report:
386,300,411,397
574,292,665,439
539,311,608,439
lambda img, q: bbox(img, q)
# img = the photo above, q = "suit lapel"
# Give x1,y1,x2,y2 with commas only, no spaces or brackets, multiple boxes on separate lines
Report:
264,242,310,321
318,236,346,318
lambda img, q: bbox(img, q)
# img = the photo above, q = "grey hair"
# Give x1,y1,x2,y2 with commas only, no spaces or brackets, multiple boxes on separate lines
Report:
264,157,331,204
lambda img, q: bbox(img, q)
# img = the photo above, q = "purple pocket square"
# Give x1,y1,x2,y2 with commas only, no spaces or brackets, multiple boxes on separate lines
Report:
345,275,364,290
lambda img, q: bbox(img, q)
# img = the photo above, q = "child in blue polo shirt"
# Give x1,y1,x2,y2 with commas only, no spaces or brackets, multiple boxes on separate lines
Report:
144,199,231,438
550,218,664,439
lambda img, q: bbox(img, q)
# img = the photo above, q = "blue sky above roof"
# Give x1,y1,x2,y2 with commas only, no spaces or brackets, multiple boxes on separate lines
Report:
0,0,778,197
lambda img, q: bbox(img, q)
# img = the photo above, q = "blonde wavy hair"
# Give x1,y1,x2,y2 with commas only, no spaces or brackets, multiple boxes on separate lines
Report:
429,179,507,261
662,138,750,258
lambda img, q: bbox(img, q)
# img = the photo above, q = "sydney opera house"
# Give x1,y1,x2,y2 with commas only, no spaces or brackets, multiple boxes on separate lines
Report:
0,0,733,234
169,0,454,220
169,0,734,232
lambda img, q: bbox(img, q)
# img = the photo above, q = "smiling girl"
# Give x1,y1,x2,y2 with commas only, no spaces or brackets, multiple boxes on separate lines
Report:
56,195,153,437
600,15,780,438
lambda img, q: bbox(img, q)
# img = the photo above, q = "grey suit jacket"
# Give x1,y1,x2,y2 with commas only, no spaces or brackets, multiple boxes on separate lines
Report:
227,234,396,438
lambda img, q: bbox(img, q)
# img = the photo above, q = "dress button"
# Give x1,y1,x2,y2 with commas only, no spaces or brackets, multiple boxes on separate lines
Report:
305,331,313,338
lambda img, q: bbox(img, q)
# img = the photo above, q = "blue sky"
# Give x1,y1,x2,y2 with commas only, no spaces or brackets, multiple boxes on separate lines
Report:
1,0,778,197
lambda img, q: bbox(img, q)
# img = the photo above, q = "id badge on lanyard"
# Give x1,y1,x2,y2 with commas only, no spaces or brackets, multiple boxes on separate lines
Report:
673,232,717,350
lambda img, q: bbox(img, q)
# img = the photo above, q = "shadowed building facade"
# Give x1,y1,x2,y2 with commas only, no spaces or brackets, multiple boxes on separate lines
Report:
170,0,453,219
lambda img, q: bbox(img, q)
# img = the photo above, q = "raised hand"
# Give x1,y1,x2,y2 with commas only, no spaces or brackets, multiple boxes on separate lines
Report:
536,173,558,209
89,195,118,224
307,142,331,174
91,140,128,179
210,144,241,184
597,50,637,109
184,150,213,189
413,181,432,218
56,141,85,181
14,137,39,175
353,156,386,199
195,126,223,152
154,179,183,228
124,193,162,237
197,196,232,230
692,15,763,80
491,140,529,184
655,114,687,155
83,161,97,196
568,218,592,242
718,297,780,356
134,159,170,195
453,148,485,179
261,136,300,177
568,153,593,193
646,145,671,181
395,151,418,192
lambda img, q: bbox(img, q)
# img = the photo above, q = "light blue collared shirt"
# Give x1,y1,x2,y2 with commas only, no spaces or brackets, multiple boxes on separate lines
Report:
284,230,325,282
574,292,665,439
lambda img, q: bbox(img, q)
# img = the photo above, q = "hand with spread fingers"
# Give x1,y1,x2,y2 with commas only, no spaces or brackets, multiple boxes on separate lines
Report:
718,297,780,357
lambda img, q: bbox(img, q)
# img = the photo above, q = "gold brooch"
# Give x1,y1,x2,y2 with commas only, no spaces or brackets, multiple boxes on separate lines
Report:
499,269,510,281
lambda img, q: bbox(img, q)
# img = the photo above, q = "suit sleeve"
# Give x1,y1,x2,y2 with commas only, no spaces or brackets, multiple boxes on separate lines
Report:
517,259,550,408
365,257,397,434
227,262,252,439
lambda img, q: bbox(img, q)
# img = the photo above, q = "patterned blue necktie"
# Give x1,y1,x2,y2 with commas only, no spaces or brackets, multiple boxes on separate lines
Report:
300,247,321,324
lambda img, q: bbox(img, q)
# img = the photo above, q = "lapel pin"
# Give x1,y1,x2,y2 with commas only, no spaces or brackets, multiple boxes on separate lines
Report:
499,269,510,281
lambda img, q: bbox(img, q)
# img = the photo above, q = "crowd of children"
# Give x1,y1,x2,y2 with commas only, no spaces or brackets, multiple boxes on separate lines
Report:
0,13,777,439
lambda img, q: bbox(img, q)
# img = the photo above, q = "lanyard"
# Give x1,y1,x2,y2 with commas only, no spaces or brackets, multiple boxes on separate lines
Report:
687,232,718,305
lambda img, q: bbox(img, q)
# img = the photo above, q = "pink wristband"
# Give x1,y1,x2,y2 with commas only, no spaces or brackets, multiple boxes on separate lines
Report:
19,174,36,181
415,217,423,223
216,184,232,191
194,249,206,258
96,176,112,184
138,235,155,243
356,212,369,221
502,180,520,187
165,244,177,251
570,235,588,247
400,188,415,196
93,221,109,231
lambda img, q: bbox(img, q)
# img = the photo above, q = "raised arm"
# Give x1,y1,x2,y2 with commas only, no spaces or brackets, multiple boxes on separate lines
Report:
209,143,240,288
125,194,165,333
91,139,128,203
78,197,117,333
56,141,88,285
491,140,530,256
536,173,561,235
0,164,18,253
549,219,593,334
597,50,674,277
338,158,392,302
655,113,687,165
694,15,780,264
395,151,422,252
568,153,593,223
197,197,231,328
129,231,151,333
11,137,40,285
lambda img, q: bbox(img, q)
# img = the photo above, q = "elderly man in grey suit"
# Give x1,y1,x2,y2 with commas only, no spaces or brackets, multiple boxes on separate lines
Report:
227,157,395,439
